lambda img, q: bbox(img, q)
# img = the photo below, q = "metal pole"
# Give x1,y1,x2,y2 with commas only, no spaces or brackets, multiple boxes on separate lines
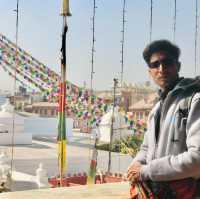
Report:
195,0,198,75
10,0,20,191
173,0,177,42
90,0,96,91
120,0,126,86
149,0,153,42
108,78,118,173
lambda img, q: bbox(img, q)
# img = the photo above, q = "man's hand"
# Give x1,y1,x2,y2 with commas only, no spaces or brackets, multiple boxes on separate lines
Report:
127,161,142,182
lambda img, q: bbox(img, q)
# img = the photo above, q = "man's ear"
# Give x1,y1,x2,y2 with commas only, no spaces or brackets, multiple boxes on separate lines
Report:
177,61,181,72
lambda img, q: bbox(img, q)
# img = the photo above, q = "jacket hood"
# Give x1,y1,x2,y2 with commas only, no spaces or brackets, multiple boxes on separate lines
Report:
175,76,200,91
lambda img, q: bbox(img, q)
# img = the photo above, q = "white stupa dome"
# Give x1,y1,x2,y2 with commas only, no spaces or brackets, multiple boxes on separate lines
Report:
0,101,24,120
100,106,126,129
0,151,10,165
0,100,32,145
0,101,24,133
1,100,14,113
99,106,130,142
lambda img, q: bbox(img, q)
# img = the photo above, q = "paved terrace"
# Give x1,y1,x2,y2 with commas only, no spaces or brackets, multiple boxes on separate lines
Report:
0,133,133,191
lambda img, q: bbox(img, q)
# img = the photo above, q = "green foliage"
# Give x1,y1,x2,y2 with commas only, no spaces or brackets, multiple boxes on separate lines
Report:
96,133,143,157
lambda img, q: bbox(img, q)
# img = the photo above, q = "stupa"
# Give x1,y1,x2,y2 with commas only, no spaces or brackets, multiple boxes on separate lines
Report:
98,107,131,143
0,100,32,145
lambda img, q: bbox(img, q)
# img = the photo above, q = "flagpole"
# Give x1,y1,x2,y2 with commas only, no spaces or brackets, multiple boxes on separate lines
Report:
58,0,71,186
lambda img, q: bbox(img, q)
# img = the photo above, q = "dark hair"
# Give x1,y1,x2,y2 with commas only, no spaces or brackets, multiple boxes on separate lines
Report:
143,39,181,64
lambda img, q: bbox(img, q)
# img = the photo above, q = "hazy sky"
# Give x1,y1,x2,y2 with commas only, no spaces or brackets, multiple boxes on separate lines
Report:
0,1,199,92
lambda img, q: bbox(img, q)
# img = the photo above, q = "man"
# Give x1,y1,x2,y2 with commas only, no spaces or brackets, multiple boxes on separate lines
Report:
127,39,200,198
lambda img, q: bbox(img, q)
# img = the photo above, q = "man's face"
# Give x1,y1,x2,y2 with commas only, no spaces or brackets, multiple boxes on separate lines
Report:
148,51,180,90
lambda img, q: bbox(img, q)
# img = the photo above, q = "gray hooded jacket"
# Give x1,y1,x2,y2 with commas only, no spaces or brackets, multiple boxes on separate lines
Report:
131,77,200,182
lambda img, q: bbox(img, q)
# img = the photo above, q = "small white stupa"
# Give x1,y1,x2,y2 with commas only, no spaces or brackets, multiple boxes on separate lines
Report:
0,100,32,145
35,163,50,189
99,106,131,143
0,151,11,192
0,151,10,178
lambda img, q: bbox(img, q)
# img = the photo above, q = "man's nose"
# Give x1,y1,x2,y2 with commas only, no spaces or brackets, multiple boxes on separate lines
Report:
158,63,166,71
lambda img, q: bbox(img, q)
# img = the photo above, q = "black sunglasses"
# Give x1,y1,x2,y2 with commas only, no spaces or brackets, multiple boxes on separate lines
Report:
149,58,176,69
